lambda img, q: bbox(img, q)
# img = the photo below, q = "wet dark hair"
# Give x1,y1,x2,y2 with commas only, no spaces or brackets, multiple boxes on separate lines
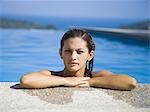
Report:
60,28,96,77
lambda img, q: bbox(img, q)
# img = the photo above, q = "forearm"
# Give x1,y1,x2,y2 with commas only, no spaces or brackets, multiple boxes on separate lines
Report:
20,72,65,88
89,75,137,90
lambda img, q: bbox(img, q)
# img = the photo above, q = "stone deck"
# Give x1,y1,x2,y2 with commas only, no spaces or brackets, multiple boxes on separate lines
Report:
0,82,149,112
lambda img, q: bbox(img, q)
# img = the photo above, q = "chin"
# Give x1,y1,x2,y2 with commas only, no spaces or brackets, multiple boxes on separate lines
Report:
67,67,79,72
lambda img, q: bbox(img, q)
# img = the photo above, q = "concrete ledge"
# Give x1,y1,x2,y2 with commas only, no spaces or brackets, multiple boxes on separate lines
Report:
71,26,150,42
79,27,150,36
0,82,149,112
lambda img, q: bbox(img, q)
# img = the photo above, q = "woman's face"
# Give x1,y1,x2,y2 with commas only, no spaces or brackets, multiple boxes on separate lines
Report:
60,37,94,72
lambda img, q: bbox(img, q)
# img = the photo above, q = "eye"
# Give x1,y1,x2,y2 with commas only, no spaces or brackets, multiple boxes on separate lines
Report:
64,50,71,53
77,50,84,54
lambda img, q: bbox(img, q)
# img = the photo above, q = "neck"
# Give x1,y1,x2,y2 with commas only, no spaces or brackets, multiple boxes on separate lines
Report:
63,68,85,77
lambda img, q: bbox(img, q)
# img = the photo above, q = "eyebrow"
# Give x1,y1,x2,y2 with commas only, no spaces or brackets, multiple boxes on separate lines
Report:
77,48,85,50
64,48,86,51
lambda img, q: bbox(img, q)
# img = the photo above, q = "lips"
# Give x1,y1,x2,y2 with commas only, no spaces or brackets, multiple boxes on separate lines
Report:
69,62,79,65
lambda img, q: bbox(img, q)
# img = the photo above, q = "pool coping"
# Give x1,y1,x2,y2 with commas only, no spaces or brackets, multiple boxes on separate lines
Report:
0,82,149,112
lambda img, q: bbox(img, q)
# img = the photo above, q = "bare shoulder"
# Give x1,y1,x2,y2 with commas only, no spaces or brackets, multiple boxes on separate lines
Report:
38,70,63,77
92,70,114,77
38,69,51,75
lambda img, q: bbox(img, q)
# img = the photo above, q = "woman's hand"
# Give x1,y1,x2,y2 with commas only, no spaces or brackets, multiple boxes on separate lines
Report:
64,77,90,87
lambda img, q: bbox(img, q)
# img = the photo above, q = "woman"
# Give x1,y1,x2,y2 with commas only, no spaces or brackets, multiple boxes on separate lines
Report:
20,29,136,90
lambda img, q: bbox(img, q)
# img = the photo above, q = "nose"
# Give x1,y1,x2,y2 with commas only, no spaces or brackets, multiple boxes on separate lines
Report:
70,51,77,60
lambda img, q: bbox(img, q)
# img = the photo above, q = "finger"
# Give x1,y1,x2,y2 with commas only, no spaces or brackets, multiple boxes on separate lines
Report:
76,80,89,85
82,77,91,80
76,83,90,87
76,77,90,81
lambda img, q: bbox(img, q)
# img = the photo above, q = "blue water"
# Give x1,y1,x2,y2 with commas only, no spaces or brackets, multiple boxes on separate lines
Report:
0,28,149,83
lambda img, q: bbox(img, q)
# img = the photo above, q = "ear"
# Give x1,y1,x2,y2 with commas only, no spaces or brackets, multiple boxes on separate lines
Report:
59,49,63,59
88,50,94,61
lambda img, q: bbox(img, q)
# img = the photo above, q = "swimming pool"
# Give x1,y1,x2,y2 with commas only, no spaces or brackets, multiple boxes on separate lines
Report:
0,29,149,83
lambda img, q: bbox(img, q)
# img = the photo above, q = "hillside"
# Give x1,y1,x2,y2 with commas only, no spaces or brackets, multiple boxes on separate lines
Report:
0,18,56,30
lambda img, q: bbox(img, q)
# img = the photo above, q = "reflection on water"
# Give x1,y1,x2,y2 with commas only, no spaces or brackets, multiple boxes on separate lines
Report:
0,29,149,83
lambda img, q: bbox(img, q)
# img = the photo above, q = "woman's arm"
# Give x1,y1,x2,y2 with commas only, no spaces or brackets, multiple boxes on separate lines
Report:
89,71,137,90
20,70,65,88
20,70,89,88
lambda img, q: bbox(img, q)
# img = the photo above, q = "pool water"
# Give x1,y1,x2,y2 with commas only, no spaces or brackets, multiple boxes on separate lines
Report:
0,29,149,83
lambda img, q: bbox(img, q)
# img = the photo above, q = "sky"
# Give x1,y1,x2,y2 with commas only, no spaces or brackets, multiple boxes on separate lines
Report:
1,0,149,20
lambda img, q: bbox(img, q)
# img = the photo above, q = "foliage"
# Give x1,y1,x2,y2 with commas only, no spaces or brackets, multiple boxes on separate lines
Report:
0,18,57,30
